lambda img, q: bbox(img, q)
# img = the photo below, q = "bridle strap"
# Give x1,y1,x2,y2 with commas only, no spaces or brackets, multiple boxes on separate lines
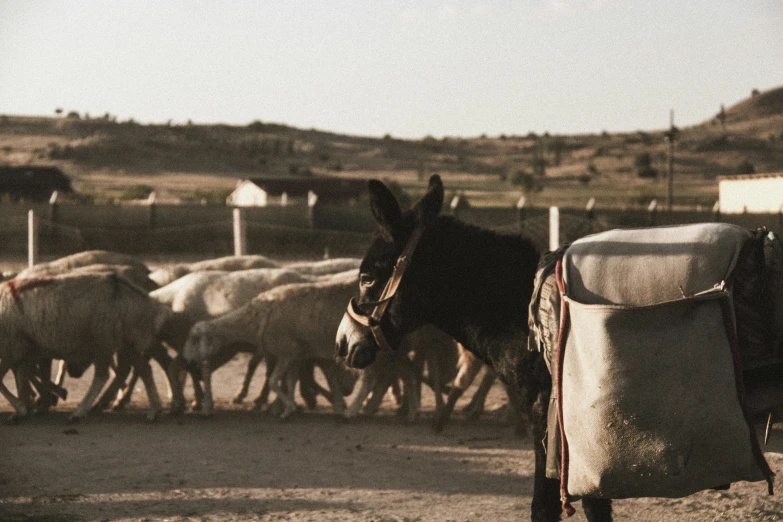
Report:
346,225,426,351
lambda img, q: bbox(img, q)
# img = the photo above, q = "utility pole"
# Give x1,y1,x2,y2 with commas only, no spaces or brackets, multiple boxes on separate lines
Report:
664,110,679,212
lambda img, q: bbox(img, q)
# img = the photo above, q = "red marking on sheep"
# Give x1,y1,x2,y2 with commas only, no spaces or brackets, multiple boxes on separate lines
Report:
4,277,57,305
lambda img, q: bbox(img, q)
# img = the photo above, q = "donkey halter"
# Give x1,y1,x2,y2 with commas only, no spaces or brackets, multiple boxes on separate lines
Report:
345,225,426,352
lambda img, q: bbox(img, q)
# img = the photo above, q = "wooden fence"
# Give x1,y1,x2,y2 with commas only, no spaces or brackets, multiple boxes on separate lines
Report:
4,195,783,264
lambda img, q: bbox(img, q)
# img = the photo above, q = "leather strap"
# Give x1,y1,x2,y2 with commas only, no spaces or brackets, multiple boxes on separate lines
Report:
345,225,426,351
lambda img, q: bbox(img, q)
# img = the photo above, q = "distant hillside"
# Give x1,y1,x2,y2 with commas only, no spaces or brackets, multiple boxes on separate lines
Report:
723,86,783,122
1,86,782,207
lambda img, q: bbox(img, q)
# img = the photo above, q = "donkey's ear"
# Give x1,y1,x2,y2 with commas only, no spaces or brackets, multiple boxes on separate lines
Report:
368,179,402,239
412,174,444,226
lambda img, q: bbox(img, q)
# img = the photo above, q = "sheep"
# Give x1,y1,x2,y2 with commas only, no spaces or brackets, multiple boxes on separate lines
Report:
0,273,172,421
151,268,312,320
433,345,528,436
148,255,281,286
344,325,459,423
143,267,317,413
286,258,361,277
344,349,419,422
183,276,359,417
28,263,160,413
15,250,152,281
67,263,159,292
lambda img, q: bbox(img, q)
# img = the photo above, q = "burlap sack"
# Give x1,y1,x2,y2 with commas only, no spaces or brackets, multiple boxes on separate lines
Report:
561,291,767,498
563,223,752,305
548,223,773,503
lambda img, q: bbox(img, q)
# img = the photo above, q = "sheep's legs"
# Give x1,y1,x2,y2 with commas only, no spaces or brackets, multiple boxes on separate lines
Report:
14,365,34,415
266,356,298,419
426,354,445,416
363,366,397,415
200,361,214,416
299,360,324,410
463,367,495,420
167,357,188,415
136,360,163,421
397,358,420,423
32,358,62,411
321,363,346,415
0,361,28,418
69,363,110,421
253,357,275,410
233,352,262,404
345,371,376,418
433,385,466,433
93,353,132,411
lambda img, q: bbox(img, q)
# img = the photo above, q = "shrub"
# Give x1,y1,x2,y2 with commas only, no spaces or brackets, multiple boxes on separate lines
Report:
635,152,658,178
119,184,154,200
735,159,756,175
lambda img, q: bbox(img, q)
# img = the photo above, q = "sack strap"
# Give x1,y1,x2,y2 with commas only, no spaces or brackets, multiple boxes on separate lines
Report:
719,296,776,494
555,259,576,517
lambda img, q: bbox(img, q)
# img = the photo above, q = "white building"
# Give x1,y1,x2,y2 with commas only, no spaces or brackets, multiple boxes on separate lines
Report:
718,172,783,213
226,180,269,207
226,177,366,207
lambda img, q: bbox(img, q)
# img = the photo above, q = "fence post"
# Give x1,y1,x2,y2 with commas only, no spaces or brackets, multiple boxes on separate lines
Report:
233,207,247,256
307,191,319,229
147,191,157,229
648,199,658,226
28,209,38,268
585,197,596,221
713,201,721,222
516,196,527,230
48,190,59,223
549,206,560,252
450,193,461,217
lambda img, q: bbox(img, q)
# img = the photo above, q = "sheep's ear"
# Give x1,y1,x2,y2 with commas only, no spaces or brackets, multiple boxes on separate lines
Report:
412,175,443,226
368,179,402,241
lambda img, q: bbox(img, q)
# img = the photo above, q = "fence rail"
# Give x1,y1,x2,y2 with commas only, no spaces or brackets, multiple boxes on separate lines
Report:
3,198,782,264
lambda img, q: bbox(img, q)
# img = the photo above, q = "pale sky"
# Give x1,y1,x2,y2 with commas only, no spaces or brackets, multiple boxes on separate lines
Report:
1,1,781,138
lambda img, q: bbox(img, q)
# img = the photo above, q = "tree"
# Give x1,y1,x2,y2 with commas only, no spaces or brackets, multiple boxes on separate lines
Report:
735,159,755,175
635,152,658,178
717,104,727,132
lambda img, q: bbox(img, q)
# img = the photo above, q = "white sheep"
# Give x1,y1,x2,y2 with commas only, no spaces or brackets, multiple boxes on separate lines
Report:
16,250,152,281
433,345,528,436
286,258,361,277
0,273,172,421
344,325,459,423
148,255,281,286
146,267,317,412
183,276,359,417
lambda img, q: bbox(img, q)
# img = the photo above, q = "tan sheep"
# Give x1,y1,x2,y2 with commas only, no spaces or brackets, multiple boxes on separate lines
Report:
0,273,172,421
148,255,281,286
183,276,359,417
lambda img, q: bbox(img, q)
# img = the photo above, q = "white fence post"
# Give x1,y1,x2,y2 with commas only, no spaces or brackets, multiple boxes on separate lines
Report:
307,191,319,229
516,196,527,229
233,207,247,256
549,206,560,252
28,209,38,268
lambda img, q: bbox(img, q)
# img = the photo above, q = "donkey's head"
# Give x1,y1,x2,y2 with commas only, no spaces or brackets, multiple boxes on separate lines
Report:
335,175,444,369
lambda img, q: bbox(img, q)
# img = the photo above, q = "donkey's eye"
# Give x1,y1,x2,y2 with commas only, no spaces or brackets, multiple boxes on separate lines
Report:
360,274,374,286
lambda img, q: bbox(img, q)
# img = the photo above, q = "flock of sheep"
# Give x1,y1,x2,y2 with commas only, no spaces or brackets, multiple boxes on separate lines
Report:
0,250,524,433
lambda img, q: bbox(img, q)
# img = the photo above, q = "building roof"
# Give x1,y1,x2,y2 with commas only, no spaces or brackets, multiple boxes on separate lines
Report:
717,171,783,181
0,165,73,199
245,176,367,199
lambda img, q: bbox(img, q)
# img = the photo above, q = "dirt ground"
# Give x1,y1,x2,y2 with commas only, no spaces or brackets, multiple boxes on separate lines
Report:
2,356,783,522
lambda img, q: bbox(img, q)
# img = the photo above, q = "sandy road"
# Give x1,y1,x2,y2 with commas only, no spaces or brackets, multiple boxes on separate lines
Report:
1,356,782,522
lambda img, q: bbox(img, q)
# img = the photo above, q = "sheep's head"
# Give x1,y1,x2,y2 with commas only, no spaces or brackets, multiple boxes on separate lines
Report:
183,321,221,363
